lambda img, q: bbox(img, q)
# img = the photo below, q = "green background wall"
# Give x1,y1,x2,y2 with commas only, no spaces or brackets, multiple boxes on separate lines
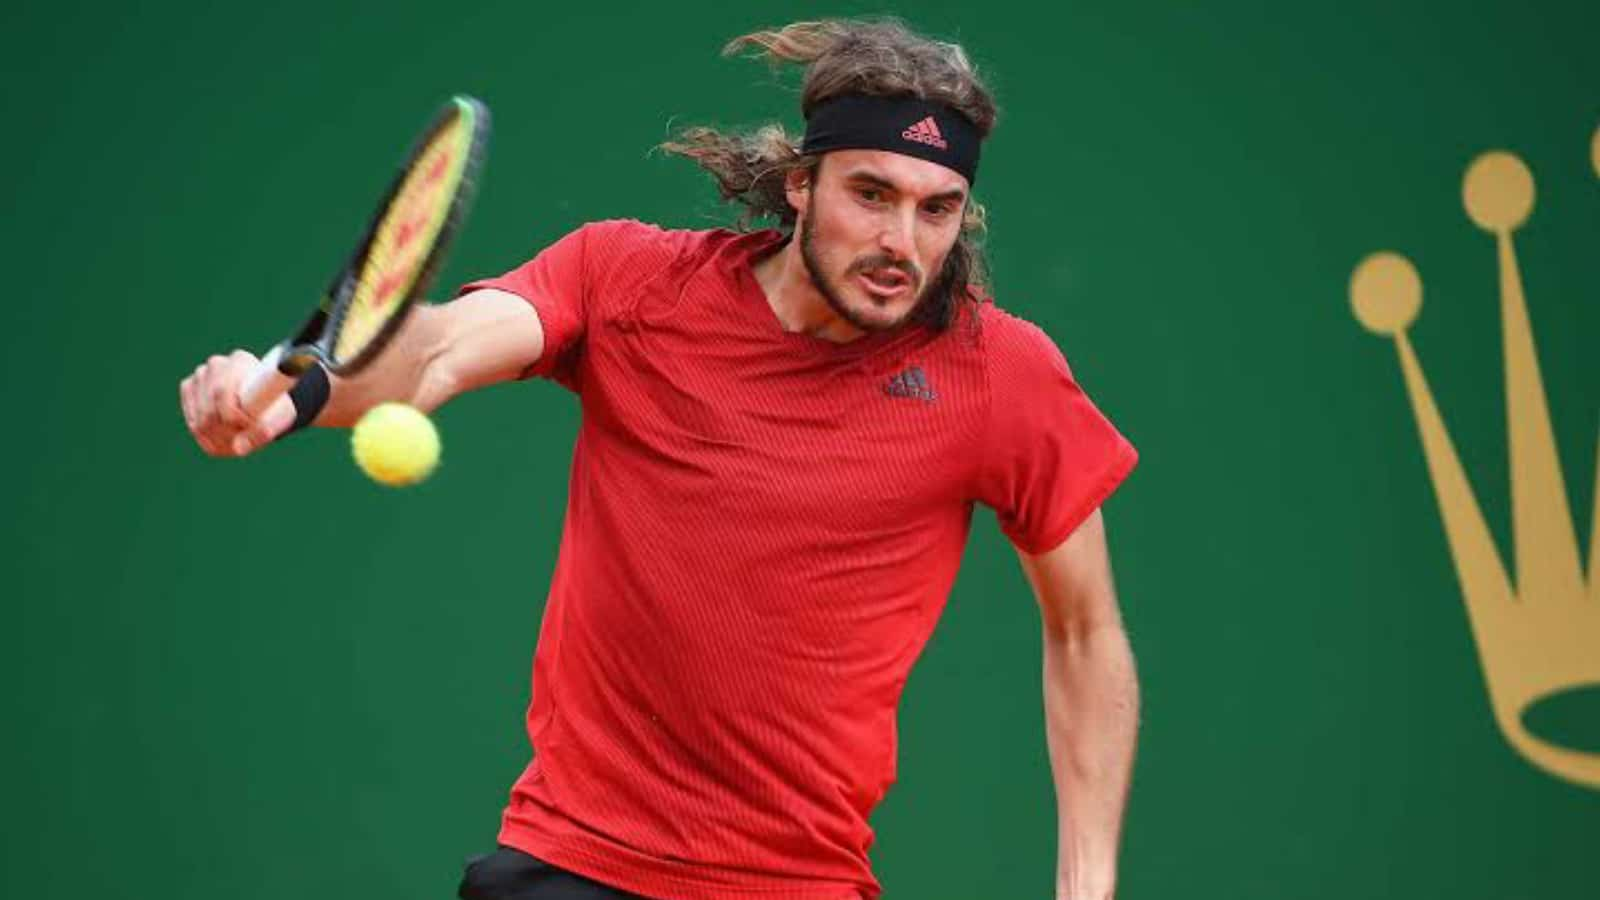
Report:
4,1,1596,897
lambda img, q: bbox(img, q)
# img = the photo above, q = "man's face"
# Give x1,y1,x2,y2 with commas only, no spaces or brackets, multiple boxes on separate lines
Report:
791,150,969,333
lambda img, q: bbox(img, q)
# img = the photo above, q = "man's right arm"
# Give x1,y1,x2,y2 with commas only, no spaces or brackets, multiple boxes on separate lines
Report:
179,288,542,457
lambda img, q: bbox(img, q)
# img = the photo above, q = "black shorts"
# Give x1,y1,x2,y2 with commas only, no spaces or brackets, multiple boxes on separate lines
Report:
458,846,648,900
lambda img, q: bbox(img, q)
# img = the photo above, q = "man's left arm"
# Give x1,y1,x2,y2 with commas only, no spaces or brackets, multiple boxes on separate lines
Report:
1015,508,1138,900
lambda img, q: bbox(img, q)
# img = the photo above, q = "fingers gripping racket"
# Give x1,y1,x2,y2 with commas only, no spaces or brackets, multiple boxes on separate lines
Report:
239,96,491,417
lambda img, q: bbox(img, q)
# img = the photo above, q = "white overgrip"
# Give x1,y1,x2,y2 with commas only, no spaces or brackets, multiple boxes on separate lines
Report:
238,344,296,419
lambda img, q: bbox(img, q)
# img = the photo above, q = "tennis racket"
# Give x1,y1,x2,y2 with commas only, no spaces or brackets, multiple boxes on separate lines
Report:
238,95,492,417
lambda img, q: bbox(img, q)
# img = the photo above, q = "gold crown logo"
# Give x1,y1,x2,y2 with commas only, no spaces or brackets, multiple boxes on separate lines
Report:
1348,124,1600,788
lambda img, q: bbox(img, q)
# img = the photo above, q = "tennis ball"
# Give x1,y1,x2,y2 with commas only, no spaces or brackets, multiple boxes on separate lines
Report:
351,402,440,487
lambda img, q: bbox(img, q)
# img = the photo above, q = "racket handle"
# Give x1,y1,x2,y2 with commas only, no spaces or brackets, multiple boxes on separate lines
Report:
239,345,296,418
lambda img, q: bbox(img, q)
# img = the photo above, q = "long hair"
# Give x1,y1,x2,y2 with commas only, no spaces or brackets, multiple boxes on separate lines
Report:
660,18,998,331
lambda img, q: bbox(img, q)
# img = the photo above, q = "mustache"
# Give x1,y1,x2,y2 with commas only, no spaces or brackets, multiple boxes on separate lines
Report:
847,254,921,284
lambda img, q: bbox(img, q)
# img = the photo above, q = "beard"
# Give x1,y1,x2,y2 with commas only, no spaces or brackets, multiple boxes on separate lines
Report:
798,195,936,334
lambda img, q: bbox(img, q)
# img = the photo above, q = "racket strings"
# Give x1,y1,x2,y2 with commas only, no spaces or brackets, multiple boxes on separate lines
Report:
334,115,477,363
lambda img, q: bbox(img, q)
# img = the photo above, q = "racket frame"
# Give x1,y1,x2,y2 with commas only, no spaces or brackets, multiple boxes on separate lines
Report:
240,96,491,417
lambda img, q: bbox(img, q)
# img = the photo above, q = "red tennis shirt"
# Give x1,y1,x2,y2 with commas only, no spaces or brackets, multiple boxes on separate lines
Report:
459,220,1137,899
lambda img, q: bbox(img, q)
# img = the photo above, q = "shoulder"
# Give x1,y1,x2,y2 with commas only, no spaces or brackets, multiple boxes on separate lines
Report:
574,219,735,264
572,219,741,289
970,302,1076,390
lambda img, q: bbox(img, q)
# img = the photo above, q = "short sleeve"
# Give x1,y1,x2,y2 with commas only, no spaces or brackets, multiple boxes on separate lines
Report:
458,219,682,388
974,315,1138,555
457,225,593,384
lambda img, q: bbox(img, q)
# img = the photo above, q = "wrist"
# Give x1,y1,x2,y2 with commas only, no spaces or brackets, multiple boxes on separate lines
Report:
281,363,331,436
1055,879,1115,900
1056,849,1117,900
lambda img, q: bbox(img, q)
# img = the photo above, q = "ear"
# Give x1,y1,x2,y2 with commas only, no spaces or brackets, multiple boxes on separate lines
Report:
784,167,813,219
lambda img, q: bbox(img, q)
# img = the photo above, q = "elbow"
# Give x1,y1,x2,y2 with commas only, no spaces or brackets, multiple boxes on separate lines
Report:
413,352,462,414
411,307,464,413
1043,620,1139,693
1041,601,1129,649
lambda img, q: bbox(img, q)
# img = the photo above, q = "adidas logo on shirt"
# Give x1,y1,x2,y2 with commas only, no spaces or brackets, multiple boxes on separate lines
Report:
884,366,938,403
900,116,949,151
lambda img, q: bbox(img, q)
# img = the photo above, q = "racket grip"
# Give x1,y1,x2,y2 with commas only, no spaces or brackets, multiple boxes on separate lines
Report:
239,345,296,419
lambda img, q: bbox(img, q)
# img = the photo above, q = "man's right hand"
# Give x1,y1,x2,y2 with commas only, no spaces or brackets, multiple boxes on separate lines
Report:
177,291,545,456
179,350,296,457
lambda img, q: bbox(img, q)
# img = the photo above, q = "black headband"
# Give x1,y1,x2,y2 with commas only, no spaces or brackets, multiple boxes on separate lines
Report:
800,94,982,186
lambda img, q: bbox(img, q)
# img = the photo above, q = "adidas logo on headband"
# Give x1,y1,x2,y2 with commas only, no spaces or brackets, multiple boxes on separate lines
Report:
801,94,981,185
901,116,948,150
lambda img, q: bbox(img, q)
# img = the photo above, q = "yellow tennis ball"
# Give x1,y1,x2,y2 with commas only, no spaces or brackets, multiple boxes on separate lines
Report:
351,402,440,486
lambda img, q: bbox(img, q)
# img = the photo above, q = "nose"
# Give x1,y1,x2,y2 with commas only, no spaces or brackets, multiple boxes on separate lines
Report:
877,207,916,262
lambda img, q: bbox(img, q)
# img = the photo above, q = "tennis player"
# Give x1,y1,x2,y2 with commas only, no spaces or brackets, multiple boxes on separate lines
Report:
179,18,1140,900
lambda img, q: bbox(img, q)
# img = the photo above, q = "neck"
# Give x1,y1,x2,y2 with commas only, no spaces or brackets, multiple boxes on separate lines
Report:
751,238,867,344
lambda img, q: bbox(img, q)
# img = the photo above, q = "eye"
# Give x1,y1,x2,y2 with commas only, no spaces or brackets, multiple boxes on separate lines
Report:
856,187,886,204
922,201,956,219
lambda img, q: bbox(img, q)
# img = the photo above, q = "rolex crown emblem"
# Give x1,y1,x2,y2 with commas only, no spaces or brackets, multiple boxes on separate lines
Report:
1348,124,1600,788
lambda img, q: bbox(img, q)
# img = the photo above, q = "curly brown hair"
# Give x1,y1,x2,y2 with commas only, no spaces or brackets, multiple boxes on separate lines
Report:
660,18,999,330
